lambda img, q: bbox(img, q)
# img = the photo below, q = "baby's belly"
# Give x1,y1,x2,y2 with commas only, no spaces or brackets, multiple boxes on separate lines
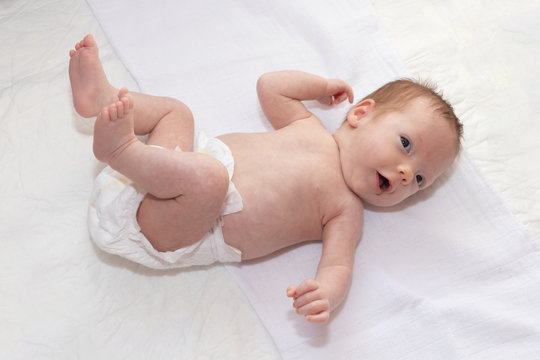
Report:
221,194,324,260
216,131,334,259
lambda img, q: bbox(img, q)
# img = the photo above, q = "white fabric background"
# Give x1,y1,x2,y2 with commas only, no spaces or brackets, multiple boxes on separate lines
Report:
2,0,539,358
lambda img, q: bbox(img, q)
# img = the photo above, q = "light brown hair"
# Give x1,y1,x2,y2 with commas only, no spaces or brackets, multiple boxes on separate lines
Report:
360,79,463,151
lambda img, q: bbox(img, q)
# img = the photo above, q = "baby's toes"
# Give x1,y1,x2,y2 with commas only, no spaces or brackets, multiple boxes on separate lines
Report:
98,107,110,122
108,103,118,121
118,87,129,99
115,101,125,118
121,95,133,114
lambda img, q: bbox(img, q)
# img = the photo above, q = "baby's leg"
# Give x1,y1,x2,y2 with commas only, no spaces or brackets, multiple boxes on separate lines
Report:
69,34,193,150
73,35,225,252
94,93,230,251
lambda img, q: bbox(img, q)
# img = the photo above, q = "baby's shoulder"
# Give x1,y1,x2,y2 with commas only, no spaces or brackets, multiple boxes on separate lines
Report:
295,115,327,129
283,116,335,143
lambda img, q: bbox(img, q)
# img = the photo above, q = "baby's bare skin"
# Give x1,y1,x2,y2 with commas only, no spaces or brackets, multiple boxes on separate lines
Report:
218,125,358,259
70,35,457,323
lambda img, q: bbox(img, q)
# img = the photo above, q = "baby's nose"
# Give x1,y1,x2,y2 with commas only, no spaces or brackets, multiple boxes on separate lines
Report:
398,164,414,185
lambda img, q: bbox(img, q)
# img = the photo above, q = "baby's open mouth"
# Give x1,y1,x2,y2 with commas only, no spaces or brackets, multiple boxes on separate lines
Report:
378,172,390,191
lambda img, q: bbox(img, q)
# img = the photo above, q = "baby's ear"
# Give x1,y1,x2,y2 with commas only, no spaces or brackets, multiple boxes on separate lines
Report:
346,99,376,128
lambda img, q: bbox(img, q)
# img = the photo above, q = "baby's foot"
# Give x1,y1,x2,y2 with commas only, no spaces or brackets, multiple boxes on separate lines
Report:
93,89,138,164
69,34,118,118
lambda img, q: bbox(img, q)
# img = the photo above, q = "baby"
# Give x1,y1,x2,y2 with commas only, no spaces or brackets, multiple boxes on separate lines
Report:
69,34,462,323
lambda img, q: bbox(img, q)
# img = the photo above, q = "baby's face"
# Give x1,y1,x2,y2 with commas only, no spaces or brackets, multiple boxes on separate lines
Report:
340,98,457,207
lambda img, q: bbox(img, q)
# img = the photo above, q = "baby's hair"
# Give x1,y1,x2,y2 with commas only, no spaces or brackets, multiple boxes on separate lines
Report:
360,79,463,152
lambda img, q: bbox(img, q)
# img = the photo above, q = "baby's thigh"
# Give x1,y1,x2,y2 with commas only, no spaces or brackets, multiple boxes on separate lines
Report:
137,180,228,253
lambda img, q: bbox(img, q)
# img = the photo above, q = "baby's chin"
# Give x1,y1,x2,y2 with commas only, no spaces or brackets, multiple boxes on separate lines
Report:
359,194,409,208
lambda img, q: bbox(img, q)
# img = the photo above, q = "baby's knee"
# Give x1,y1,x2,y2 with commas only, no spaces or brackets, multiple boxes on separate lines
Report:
168,98,193,121
194,154,230,202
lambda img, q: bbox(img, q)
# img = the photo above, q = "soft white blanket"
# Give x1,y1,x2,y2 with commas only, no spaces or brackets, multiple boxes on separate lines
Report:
86,0,540,358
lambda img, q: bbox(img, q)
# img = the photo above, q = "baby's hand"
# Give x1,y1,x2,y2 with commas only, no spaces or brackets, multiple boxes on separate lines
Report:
317,79,354,106
286,279,330,323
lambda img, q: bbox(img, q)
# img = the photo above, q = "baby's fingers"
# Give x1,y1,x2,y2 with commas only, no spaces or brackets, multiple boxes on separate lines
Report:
306,311,330,323
318,96,334,106
293,279,319,298
335,86,354,104
286,285,297,298
332,91,347,104
346,87,354,103
296,299,330,317
293,287,321,308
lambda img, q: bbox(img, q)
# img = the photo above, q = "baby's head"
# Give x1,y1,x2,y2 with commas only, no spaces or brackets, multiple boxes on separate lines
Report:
335,79,463,207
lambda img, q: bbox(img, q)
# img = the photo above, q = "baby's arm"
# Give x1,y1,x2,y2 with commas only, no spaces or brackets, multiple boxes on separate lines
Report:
257,70,354,129
287,203,363,323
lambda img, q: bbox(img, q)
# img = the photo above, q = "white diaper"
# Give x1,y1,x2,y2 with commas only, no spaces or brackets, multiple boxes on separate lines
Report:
88,132,243,270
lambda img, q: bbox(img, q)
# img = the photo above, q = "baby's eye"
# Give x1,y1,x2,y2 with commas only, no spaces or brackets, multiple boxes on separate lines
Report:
400,136,411,152
416,174,424,186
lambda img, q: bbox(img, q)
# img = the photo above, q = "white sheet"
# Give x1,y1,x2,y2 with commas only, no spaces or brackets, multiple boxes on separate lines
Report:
2,0,539,358
85,0,540,358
